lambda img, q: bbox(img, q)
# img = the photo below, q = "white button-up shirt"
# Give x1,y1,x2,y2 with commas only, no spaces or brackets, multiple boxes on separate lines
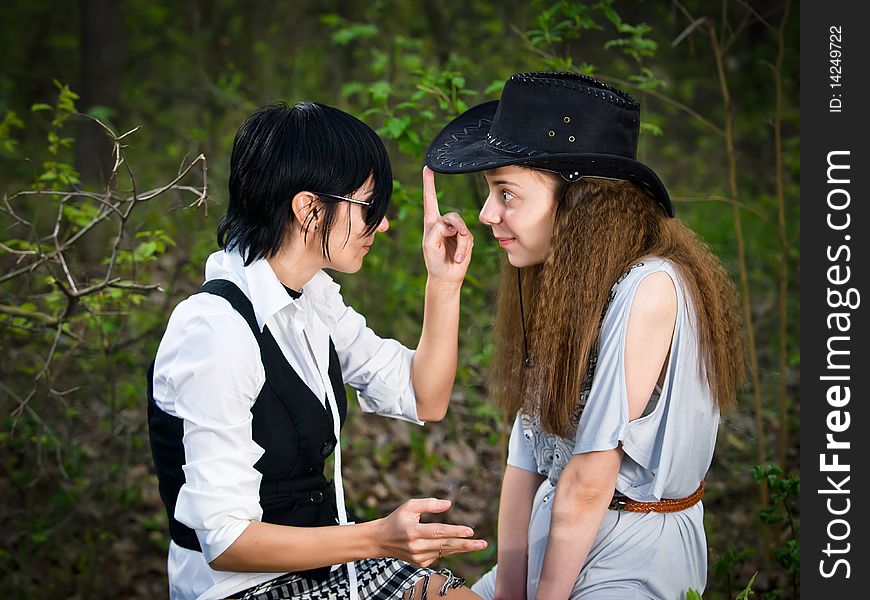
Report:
151,249,423,599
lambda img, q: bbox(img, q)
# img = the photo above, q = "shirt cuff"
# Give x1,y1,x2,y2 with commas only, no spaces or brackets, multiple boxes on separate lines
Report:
197,517,253,564
356,347,424,425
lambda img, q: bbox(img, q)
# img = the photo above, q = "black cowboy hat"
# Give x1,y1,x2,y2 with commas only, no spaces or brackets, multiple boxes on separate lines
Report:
424,71,674,217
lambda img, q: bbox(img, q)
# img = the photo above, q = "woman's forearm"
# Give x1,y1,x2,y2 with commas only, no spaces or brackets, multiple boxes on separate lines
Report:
494,466,545,600
411,278,462,421
210,519,382,573
535,451,621,600
534,488,611,599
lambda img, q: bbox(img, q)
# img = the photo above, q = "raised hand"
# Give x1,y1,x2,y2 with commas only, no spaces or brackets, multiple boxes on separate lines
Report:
376,498,487,567
421,166,474,284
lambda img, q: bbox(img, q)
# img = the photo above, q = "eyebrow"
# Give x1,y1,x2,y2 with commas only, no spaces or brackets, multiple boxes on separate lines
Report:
487,178,522,188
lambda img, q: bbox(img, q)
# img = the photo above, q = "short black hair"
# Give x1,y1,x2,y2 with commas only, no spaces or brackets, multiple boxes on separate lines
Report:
217,101,392,264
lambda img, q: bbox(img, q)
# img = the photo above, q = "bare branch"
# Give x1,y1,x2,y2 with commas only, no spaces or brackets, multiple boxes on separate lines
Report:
7,385,37,420
191,155,209,214
708,19,769,517
0,241,37,255
116,125,141,140
2,193,35,229
0,204,118,285
671,194,769,222
54,250,79,293
2,110,208,463
594,73,725,138
9,189,118,204
0,303,59,324
3,381,68,479
49,385,83,397
735,0,776,32
723,12,754,54
35,323,65,381
73,277,122,298
672,17,708,47
137,154,206,201
76,111,118,140
671,0,695,22
1,152,206,287
108,281,165,293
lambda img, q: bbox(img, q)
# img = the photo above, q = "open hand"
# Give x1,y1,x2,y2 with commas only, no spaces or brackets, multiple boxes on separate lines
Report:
376,497,487,567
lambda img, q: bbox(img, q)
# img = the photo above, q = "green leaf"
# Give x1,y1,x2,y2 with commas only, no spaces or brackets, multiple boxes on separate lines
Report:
331,23,378,46
735,572,758,600
686,589,703,600
31,103,52,112
341,82,366,98
640,122,663,137
137,241,159,258
599,6,621,28
484,79,506,96
319,13,343,27
368,80,392,104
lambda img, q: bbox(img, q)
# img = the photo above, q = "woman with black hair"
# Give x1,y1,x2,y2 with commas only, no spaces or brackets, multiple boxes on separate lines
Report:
148,101,485,600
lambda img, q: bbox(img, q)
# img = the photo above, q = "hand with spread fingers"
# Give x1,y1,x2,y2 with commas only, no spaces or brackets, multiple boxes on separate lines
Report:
375,498,488,568
421,166,474,284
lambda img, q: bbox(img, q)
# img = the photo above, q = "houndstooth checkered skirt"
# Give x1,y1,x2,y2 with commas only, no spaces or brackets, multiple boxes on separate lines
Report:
235,558,461,599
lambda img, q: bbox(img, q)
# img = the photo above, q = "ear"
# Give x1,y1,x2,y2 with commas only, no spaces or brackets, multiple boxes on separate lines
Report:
290,191,321,232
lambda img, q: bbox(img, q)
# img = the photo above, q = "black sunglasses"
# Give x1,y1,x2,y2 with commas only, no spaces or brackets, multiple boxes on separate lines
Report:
311,191,373,207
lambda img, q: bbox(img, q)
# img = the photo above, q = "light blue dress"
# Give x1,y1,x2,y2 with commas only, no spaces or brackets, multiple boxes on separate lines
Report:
472,258,719,600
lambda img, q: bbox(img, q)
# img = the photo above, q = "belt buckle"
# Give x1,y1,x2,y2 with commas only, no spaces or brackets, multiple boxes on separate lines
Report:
610,496,627,511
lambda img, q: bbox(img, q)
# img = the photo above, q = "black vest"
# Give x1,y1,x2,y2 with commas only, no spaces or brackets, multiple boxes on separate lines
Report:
147,279,349,580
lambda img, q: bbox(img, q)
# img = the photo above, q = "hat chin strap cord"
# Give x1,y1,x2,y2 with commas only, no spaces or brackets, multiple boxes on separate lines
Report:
517,268,533,369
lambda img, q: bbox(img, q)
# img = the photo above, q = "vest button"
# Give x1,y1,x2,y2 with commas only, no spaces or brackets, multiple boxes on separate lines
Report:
320,440,335,457
309,490,324,504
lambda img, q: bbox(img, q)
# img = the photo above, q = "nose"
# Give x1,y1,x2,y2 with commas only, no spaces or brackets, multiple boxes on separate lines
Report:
377,216,389,233
479,194,502,226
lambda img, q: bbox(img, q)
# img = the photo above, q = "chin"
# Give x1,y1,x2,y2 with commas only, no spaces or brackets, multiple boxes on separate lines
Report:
334,256,366,274
506,252,545,269
506,253,531,268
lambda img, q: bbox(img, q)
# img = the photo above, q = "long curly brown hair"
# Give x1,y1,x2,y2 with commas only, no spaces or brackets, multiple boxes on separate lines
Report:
491,176,745,437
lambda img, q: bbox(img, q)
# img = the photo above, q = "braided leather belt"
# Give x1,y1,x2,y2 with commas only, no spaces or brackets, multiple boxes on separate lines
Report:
609,481,705,513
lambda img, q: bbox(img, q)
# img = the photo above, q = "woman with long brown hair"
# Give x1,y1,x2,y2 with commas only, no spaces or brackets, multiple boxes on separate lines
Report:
425,72,744,598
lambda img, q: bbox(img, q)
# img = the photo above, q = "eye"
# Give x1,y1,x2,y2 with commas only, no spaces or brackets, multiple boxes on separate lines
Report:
501,190,515,203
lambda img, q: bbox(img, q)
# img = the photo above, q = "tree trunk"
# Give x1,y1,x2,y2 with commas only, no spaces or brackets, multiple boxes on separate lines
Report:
76,0,123,187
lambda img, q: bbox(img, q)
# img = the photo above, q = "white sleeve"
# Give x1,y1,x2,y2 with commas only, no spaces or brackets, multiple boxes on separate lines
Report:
327,289,423,425
160,303,267,563
506,413,539,473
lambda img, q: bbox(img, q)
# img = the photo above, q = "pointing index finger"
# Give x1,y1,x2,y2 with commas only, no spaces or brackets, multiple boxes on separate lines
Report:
422,166,440,224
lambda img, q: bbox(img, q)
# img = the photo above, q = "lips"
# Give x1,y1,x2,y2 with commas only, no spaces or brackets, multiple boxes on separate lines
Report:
495,236,516,247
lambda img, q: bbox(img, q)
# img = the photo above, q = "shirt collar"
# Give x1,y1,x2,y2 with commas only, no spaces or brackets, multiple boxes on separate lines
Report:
204,249,340,332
